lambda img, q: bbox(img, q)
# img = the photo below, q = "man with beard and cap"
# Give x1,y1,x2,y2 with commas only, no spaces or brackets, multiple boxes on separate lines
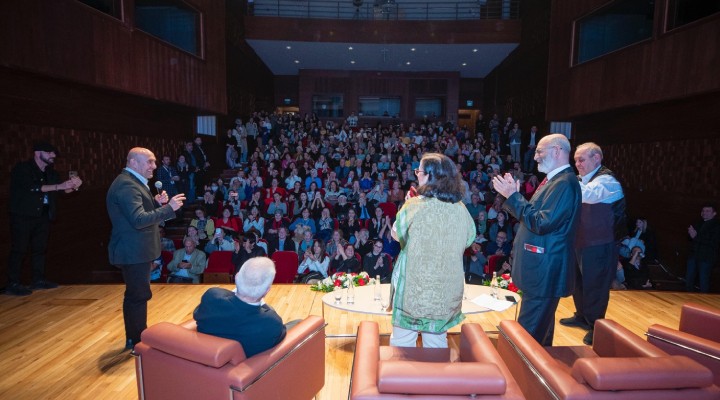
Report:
492,133,581,346
5,142,83,296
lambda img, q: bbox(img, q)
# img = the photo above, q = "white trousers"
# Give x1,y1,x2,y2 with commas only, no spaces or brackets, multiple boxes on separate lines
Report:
390,326,448,348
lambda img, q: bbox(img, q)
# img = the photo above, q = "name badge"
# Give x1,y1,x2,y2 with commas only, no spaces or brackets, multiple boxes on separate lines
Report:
524,243,545,254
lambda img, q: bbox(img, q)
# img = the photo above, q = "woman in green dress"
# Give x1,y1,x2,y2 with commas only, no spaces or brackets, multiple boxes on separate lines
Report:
390,153,476,348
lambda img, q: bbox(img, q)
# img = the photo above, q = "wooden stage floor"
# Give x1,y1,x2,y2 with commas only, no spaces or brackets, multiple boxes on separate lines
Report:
1,284,719,400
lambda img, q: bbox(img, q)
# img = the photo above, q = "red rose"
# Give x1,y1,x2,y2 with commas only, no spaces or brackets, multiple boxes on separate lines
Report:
501,273,511,281
507,283,518,292
358,278,366,285
334,279,342,286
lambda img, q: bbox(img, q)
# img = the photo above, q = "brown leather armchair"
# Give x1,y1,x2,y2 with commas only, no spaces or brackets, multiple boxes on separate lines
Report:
647,302,720,386
349,321,524,399
134,315,326,400
497,319,720,400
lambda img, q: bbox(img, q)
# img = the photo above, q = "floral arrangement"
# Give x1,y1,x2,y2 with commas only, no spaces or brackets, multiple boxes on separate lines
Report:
484,273,522,296
310,271,376,292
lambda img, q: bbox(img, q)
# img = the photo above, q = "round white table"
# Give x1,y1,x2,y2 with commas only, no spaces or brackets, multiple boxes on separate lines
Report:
321,283,520,317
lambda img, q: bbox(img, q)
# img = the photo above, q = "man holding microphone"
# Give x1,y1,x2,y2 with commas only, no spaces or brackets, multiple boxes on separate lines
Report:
107,147,185,350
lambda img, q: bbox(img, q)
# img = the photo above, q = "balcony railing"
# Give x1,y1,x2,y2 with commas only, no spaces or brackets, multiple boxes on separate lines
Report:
249,0,520,21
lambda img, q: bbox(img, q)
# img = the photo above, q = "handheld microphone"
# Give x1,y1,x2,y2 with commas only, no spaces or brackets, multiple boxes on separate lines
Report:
154,181,163,195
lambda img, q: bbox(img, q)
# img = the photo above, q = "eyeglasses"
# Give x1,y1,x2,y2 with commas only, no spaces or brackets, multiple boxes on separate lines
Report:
535,145,560,155
414,169,426,176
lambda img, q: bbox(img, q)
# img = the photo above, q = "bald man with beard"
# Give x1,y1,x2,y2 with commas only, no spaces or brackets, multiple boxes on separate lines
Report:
107,147,185,350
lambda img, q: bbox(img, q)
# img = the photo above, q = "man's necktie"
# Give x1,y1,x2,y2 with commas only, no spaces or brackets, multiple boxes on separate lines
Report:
531,177,548,200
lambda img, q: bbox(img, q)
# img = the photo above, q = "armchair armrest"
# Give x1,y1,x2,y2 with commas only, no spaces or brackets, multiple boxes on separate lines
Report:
571,355,713,391
139,322,247,367
680,303,720,342
350,321,381,398
377,361,506,395
592,319,666,358
648,324,720,361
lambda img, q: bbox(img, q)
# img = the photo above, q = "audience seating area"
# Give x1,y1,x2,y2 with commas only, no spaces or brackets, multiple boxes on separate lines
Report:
134,315,327,400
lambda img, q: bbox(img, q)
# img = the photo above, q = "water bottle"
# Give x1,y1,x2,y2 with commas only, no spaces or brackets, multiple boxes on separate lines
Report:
490,271,498,299
347,281,355,304
373,275,381,301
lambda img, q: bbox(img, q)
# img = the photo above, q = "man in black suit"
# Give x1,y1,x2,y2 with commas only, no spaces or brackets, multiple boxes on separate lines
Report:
493,133,581,346
194,257,286,357
107,147,185,350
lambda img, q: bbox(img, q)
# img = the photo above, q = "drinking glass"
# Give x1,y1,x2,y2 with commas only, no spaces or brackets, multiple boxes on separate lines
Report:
69,171,79,191
333,286,343,304
380,293,388,312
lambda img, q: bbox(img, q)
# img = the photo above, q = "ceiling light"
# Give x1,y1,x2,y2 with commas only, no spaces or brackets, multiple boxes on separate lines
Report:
294,60,300,64
351,60,356,64
472,49,478,52
348,46,354,50
286,46,292,50
406,61,411,65
410,48,416,51
462,63,467,66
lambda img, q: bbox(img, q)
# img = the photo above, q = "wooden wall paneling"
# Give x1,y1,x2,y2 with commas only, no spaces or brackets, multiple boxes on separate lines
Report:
0,0,227,114
546,0,720,120
298,70,460,125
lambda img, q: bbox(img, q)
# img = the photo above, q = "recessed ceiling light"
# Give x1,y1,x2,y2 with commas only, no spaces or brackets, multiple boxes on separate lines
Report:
348,46,353,50
472,49,478,52
406,61,411,65
294,60,300,64
351,60,356,64
462,62,467,66
286,46,292,50
410,48,416,52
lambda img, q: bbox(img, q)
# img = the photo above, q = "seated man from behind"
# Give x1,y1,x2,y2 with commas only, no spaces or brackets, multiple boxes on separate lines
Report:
167,238,207,283
193,257,286,357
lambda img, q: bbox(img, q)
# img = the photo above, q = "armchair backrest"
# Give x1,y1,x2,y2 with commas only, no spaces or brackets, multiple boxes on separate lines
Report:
135,315,326,400
592,319,666,358
140,322,246,367
679,302,720,342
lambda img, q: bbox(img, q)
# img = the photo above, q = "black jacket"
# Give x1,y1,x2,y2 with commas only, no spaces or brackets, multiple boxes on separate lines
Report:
9,159,60,220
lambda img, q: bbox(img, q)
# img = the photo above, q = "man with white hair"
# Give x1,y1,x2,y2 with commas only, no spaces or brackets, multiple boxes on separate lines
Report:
561,142,626,345
493,133,581,346
193,257,286,357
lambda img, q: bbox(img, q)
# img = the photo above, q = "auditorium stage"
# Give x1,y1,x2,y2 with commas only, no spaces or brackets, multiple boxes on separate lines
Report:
1,284,718,399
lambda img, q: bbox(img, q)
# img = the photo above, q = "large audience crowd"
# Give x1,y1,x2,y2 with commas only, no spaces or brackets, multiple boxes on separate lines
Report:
153,110,655,288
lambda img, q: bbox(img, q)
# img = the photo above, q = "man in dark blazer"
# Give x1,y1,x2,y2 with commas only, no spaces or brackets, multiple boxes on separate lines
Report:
194,257,286,357
107,147,185,350
493,134,581,346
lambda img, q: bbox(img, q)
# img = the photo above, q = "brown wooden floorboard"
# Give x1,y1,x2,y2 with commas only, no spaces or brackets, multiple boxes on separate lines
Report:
0,284,718,400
